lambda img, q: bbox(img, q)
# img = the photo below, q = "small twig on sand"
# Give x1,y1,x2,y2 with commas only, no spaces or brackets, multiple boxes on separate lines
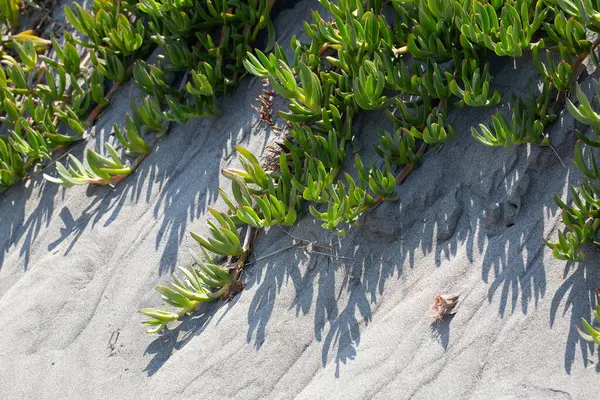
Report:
244,226,353,266
549,142,567,168
40,145,78,172
244,244,297,265
309,250,353,260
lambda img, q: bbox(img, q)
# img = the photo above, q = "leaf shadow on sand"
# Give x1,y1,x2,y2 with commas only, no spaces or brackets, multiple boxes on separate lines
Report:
139,55,595,379
551,254,600,374
240,60,583,377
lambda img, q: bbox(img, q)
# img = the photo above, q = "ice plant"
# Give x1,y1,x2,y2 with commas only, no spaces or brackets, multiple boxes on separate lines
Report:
576,289,600,345
43,145,134,187
471,79,555,148
546,81,600,260
140,252,241,333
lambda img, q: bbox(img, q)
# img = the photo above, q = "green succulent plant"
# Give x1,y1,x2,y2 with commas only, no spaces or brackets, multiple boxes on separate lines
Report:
415,60,450,100
53,104,86,136
353,57,388,110
44,142,136,187
131,96,166,134
40,36,82,76
3,57,30,92
406,110,455,144
375,126,420,166
544,178,600,261
458,0,548,57
533,41,575,92
34,66,66,102
100,0,600,346
286,124,346,169
0,138,25,191
184,62,220,116
222,146,272,190
568,82,600,126
447,60,501,107
8,118,51,163
576,289,600,345
191,208,243,256
114,119,151,157
0,0,20,27
546,82,600,260
558,0,600,33
11,39,37,72
90,70,109,106
1,0,277,198
545,12,590,56
472,79,555,148
155,36,195,71
105,14,145,56
355,154,398,201
64,3,105,46
308,175,370,236
133,61,171,100
91,48,126,83
405,0,455,62
292,155,334,203
141,251,238,333
234,188,298,228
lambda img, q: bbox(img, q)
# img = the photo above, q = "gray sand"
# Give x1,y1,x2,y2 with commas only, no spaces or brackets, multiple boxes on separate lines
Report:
1,1,600,398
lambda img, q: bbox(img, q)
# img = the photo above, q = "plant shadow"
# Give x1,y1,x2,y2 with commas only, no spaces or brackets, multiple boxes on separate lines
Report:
139,51,588,378
1,0,596,383
551,252,600,374
239,53,586,376
1,0,302,277
34,72,269,278
143,298,241,376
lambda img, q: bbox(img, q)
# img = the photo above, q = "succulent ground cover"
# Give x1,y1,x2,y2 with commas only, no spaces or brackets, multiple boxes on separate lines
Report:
1,0,599,355
0,0,276,190
140,0,600,345
0,0,147,190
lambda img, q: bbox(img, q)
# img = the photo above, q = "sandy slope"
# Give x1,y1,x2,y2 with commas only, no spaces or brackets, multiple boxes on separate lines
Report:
1,1,599,398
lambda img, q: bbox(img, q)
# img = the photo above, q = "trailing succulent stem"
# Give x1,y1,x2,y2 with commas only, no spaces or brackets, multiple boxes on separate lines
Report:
141,251,243,333
471,79,556,148
43,116,153,187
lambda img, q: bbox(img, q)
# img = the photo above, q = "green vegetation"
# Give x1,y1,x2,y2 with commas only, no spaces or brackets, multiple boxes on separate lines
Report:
544,83,600,261
141,0,600,334
577,289,600,345
0,0,598,353
0,0,276,191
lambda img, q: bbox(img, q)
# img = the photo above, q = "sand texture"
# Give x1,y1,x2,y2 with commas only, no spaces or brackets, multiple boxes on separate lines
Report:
1,0,600,398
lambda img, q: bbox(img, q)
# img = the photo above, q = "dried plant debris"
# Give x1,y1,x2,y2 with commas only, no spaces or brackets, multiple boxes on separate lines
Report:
430,294,459,323
251,80,281,132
